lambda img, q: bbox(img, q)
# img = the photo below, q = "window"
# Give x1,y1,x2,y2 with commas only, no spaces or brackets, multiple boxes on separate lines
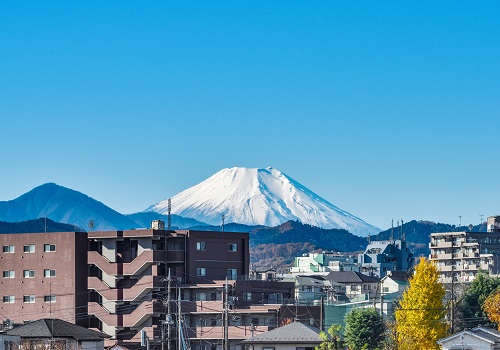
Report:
44,269,56,278
3,270,14,278
197,268,206,276
251,318,259,326
23,270,35,278
44,295,56,303
227,269,237,279
228,243,238,252
243,292,252,301
23,295,35,303
196,242,206,251
195,293,207,301
383,287,389,293
23,245,35,253
3,245,14,253
3,295,14,303
44,244,56,252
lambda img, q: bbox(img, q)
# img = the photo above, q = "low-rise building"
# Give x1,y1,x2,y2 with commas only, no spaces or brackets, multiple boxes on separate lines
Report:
290,252,358,274
358,239,413,278
242,321,322,350
438,326,500,350
5,318,109,350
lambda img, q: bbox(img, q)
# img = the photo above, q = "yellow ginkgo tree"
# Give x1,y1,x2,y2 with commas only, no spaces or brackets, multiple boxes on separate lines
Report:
483,289,500,330
395,257,449,350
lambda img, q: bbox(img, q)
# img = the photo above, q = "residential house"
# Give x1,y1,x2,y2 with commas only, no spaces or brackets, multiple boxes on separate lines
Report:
5,318,109,350
324,271,379,300
438,326,500,350
242,322,322,350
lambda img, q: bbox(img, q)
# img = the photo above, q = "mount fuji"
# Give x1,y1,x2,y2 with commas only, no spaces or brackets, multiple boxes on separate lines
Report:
145,167,380,237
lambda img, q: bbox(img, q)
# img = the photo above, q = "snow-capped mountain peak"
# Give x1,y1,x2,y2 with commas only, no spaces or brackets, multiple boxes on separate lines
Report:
145,167,379,236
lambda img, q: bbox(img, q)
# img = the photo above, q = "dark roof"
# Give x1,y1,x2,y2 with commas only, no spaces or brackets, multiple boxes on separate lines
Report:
6,319,109,341
325,271,379,283
384,271,410,283
243,322,322,344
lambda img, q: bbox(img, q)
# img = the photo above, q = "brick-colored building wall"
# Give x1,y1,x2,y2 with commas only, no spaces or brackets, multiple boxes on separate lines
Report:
0,232,87,325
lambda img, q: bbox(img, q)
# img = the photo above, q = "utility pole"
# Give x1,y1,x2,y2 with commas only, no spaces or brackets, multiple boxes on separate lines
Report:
223,278,229,350
178,289,182,350
162,269,173,350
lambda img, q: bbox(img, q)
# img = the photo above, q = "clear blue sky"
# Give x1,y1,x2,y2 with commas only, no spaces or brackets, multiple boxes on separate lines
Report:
1,2,499,230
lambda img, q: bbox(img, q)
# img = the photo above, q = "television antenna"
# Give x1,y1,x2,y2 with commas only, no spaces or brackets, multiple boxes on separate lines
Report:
88,220,95,231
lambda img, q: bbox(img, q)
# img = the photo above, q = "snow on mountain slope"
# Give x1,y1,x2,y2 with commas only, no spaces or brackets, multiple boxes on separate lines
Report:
145,167,380,237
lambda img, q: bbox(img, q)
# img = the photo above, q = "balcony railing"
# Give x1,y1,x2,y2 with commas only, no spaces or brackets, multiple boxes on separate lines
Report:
88,300,162,328
88,275,161,301
188,325,271,340
88,250,164,276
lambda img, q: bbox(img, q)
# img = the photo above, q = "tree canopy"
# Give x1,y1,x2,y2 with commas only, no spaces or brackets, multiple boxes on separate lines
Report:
315,324,342,350
395,257,448,350
344,307,385,350
455,271,500,330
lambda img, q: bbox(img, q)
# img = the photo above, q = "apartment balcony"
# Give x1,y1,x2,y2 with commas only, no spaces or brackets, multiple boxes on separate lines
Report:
88,275,162,302
438,265,455,272
430,253,453,260
433,242,453,248
88,250,164,276
88,300,162,328
184,301,224,314
188,325,271,340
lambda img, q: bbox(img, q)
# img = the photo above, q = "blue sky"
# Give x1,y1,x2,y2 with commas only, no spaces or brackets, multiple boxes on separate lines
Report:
1,2,499,229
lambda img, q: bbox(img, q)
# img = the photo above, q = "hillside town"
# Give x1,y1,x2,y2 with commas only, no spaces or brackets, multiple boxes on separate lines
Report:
1,215,500,349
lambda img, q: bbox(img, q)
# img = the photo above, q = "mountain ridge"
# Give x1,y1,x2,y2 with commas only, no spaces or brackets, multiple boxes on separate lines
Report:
147,167,380,236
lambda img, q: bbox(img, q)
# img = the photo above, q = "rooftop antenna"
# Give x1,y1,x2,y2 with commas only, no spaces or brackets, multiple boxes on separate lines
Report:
367,233,371,243
88,220,95,232
480,214,484,226
167,198,171,231
459,215,462,227
391,219,394,241
397,219,400,240
401,219,405,241
222,214,225,232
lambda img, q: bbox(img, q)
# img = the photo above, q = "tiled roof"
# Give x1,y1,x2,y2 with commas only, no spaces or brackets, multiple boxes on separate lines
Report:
438,326,500,345
243,322,322,344
6,319,109,341
325,271,379,283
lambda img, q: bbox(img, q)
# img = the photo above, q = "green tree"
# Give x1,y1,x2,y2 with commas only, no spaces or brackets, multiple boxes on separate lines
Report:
343,307,384,350
395,257,449,350
315,324,342,350
455,271,500,330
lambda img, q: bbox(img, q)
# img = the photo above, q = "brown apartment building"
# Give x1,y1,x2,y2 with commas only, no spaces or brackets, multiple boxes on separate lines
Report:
0,231,88,325
86,227,250,342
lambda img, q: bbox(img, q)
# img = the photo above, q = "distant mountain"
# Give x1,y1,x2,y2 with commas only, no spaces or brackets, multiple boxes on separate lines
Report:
0,183,140,231
146,167,380,237
249,220,368,251
0,218,83,234
126,211,208,229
